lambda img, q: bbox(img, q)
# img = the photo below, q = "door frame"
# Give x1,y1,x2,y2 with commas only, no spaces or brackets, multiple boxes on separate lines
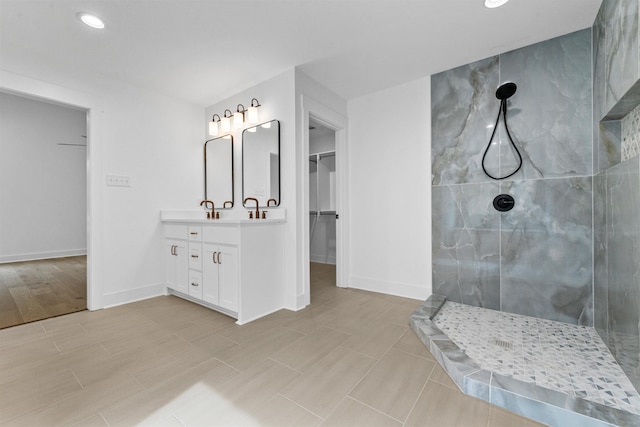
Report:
0,70,104,310
300,95,348,306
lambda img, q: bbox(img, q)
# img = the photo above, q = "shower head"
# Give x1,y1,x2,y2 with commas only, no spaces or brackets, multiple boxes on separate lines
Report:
496,82,517,100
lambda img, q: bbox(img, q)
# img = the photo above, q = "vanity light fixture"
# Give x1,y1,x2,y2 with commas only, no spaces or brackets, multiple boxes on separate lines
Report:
208,114,221,136
77,12,105,29
248,98,260,124
209,99,262,134
221,109,233,133
484,0,510,8
234,104,246,128
260,121,272,129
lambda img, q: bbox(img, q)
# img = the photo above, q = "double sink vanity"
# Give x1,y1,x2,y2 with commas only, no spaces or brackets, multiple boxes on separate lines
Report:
162,119,285,324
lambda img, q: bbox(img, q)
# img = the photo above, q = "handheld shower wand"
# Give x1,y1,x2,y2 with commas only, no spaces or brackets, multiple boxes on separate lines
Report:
481,82,522,180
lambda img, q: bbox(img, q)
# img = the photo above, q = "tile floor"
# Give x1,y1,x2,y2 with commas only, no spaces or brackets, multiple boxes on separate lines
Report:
0,263,544,427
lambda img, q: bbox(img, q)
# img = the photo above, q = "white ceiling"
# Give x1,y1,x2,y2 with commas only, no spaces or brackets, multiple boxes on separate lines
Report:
0,0,602,107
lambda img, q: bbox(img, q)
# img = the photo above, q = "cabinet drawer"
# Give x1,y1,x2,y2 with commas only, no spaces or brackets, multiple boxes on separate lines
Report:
189,244,202,270
188,226,202,242
165,224,188,240
189,243,202,270
188,270,203,299
203,226,238,245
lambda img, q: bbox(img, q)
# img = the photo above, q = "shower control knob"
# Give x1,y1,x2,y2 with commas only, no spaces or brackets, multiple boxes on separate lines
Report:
493,194,515,212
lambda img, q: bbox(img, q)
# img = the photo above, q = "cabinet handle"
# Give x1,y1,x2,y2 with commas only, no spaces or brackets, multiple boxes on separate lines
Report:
190,232,198,235
191,255,199,258
213,252,218,264
191,282,199,287
171,245,176,256
217,252,222,265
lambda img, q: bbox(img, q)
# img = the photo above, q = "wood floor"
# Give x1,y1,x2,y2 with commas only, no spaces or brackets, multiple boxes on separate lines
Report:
0,262,543,426
0,256,86,329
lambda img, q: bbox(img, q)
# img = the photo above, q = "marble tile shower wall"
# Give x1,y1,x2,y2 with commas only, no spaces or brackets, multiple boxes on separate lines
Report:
431,28,594,326
593,156,640,393
592,0,640,394
593,0,639,173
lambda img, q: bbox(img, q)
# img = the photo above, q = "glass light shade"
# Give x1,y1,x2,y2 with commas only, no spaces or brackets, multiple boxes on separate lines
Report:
208,121,219,136
484,0,510,8
221,116,231,133
260,122,271,129
78,13,105,29
247,105,259,124
234,111,244,128
247,127,257,133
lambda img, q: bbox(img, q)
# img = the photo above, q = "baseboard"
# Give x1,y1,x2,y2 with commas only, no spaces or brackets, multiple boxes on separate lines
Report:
349,275,431,301
102,282,166,308
0,249,87,264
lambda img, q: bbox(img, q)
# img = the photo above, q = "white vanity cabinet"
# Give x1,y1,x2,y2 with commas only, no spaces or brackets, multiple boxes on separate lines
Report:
162,218,284,324
165,226,189,294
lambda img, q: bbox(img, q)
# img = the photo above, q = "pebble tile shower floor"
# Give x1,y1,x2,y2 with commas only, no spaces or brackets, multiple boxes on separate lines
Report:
432,302,640,416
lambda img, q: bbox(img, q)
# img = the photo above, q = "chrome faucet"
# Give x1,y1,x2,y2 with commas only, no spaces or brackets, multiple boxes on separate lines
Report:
244,197,259,219
200,200,215,219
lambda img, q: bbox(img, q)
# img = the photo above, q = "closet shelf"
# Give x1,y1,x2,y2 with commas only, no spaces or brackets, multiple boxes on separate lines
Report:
309,210,336,216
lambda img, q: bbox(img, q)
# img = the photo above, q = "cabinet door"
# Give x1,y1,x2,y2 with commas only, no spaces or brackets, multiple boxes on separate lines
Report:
218,245,239,312
202,244,220,305
165,239,188,294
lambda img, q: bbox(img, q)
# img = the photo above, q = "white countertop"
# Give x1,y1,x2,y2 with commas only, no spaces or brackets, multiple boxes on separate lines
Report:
160,209,286,224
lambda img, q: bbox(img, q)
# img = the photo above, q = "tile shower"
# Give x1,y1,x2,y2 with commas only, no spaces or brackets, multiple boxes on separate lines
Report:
422,0,640,425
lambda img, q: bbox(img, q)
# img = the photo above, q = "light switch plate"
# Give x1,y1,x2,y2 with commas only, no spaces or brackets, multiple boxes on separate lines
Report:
106,174,131,187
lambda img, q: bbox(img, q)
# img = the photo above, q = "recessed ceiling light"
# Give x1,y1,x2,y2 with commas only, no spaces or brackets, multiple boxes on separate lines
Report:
484,0,510,8
77,12,105,29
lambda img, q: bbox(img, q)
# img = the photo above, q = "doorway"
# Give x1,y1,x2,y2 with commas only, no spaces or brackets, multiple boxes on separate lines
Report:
297,94,348,309
0,92,88,328
309,118,337,301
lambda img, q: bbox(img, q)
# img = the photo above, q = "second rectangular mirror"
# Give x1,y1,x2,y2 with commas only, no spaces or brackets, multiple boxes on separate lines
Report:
204,135,234,208
242,119,280,207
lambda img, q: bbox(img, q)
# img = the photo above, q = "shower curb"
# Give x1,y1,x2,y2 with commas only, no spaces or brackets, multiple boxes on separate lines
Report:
410,295,639,427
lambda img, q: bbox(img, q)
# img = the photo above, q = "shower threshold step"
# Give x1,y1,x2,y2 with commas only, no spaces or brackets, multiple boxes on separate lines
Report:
410,295,640,427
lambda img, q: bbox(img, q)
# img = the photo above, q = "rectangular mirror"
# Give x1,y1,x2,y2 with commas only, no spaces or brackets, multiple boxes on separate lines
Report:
242,119,280,207
204,135,234,208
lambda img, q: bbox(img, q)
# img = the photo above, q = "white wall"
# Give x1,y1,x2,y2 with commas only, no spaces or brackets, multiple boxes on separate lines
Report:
1,68,203,309
204,70,298,306
100,82,202,306
0,92,87,262
0,60,431,311
205,69,348,311
347,77,432,300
